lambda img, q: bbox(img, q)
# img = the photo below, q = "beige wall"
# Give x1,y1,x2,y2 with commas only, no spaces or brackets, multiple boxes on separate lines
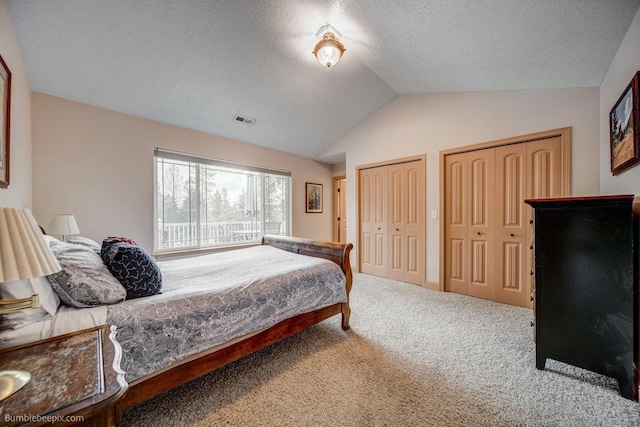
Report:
0,0,32,208
600,6,640,195
32,93,334,251
322,87,600,282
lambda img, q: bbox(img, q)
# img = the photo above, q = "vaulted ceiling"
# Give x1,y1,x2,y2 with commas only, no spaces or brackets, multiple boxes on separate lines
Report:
8,0,640,162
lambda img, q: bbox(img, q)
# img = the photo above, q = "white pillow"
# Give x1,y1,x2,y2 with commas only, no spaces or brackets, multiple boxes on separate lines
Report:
42,234,61,246
30,277,60,316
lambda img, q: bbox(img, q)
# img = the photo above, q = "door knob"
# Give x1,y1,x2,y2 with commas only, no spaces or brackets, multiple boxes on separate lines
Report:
477,232,481,236
530,295,534,301
377,227,381,230
510,233,515,237
529,219,533,225
396,228,400,232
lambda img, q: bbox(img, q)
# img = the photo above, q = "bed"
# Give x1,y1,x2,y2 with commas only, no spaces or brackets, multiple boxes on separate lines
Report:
0,234,353,417
116,235,353,412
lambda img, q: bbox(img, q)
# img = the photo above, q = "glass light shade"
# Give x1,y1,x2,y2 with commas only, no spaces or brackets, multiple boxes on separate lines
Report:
0,207,61,282
313,33,346,68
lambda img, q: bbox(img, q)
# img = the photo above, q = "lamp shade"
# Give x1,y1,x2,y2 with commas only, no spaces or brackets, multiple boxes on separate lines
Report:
48,214,80,237
0,208,61,283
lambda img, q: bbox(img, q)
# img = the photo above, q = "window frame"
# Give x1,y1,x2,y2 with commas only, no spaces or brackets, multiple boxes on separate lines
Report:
153,148,292,254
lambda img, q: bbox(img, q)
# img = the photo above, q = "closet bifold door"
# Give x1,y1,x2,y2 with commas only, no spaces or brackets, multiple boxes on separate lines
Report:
525,137,562,309
388,163,406,282
403,161,425,285
466,149,496,300
445,149,495,299
445,153,468,294
388,161,425,285
494,137,562,307
441,128,570,308
359,166,388,277
494,144,527,306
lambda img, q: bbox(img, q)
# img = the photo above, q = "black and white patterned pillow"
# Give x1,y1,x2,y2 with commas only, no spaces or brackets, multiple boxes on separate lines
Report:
101,242,162,299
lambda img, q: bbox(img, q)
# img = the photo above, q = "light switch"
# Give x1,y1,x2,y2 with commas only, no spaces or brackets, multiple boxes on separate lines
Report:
430,210,438,219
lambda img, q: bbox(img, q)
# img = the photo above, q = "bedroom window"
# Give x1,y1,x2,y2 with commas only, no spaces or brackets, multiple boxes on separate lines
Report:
154,149,291,252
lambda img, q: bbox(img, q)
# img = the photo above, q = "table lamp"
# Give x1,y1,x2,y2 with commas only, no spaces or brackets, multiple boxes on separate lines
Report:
48,214,80,242
0,207,62,401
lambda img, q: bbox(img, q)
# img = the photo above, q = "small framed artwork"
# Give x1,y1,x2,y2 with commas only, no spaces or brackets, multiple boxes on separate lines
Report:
609,71,640,176
0,54,11,188
306,182,323,213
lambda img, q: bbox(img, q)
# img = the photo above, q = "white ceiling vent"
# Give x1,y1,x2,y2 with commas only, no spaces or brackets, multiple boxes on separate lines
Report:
233,114,255,126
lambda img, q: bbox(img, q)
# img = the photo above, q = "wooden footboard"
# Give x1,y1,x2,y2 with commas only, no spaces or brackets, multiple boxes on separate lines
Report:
117,235,353,414
262,234,353,329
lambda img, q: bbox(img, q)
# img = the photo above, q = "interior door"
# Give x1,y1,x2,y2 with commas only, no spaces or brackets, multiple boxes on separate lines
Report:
359,166,388,276
445,153,468,294
525,136,562,308
388,164,406,281
360,168,374,274
467,149,496,300
386,160,425,285
494,144,527,306
333,177,347,243
403,161,425,285
442,129,570,308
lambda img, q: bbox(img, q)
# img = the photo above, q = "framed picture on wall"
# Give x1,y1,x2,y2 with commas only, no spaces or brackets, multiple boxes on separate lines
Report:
0,54,11,188
306,182,323,213
609,71,640,176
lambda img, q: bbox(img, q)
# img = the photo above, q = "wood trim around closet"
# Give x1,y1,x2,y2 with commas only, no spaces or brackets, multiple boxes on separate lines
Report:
438,127,571,292
357,154,427,171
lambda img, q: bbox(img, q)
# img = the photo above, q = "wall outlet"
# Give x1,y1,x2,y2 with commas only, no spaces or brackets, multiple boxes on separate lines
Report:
430,210,438,219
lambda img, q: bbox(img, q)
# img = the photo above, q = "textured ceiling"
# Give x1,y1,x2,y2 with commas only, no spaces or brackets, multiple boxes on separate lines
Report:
8,0,640,162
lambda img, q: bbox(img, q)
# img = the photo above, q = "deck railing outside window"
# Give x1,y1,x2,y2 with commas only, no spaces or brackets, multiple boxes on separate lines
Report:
158,220,285,249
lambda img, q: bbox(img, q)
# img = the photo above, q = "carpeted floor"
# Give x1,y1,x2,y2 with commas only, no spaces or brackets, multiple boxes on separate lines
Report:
120,273,640,426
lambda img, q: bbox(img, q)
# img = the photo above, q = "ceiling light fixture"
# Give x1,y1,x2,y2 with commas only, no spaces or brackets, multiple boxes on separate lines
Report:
313,25,346,68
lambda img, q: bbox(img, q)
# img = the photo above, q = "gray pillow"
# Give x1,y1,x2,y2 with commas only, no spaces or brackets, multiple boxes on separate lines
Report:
47,241,126,307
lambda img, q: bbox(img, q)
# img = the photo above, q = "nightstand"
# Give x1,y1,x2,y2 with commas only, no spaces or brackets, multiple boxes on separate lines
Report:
0,325,128,426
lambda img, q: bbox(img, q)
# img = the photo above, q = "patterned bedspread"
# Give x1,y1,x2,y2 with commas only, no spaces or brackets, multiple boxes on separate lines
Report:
106,245,347,381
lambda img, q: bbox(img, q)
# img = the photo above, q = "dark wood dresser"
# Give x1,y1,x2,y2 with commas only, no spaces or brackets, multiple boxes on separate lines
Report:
0,325,128,426
525,195,639,400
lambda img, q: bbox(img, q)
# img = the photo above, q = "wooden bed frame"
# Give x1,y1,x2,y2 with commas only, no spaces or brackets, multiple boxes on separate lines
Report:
116,235,353,415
